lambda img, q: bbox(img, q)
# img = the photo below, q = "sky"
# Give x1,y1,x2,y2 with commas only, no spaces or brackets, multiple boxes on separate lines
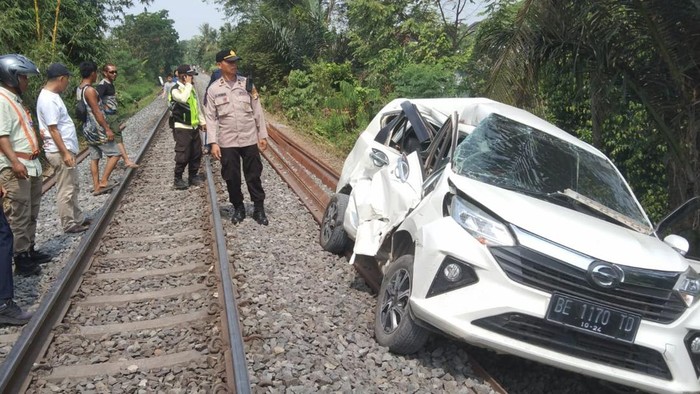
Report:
122,0,228,40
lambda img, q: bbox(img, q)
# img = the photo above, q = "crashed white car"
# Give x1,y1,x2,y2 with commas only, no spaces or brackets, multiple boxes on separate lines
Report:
319,97,700,393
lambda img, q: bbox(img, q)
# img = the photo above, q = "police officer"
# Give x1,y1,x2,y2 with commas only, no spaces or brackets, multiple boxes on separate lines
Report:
170,64,206,189
0,54,50,276
204,49,269,226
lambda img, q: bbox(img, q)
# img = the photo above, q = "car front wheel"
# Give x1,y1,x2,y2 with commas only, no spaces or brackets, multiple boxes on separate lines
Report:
374,254,429,354
319,193,351,254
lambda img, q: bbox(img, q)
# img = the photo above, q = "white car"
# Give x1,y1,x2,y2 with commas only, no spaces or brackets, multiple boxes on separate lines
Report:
319,97,700,394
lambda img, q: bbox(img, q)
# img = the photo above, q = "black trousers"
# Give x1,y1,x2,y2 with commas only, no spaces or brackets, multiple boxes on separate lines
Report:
220,145,266,208
172,127,202,178
0,209,14,300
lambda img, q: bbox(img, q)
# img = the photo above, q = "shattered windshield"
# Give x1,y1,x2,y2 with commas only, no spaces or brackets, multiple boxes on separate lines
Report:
452,113,650,230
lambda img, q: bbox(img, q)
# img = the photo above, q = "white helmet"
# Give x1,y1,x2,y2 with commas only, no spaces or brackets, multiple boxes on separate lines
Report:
0,54,40,88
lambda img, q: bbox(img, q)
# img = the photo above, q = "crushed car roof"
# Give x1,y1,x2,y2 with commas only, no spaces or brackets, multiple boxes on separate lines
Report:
387,97,606,159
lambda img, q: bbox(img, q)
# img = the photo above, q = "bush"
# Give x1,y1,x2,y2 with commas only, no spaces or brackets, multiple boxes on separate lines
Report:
392,63,458,98
278,70,317,120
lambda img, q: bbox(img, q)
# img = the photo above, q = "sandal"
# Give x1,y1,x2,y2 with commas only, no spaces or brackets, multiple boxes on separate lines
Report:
92,182,118,196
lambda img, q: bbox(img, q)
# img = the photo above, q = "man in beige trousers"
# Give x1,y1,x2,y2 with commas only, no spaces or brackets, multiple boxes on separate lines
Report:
37,63,90,234
0,54,49,276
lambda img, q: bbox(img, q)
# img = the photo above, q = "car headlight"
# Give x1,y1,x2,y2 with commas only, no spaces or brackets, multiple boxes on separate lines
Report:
450,195,515,246
675,268,700,307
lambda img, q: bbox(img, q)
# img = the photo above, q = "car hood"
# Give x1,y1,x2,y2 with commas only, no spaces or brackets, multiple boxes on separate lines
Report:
450,175,688,272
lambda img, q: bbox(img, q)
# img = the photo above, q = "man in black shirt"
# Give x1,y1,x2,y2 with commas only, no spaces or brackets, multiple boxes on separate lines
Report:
96,63,138,168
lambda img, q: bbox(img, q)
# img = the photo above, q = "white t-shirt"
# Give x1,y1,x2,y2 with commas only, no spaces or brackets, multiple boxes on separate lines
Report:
36,88,79,154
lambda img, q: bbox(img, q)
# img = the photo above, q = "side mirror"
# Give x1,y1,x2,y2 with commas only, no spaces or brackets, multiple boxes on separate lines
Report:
664,234,690,256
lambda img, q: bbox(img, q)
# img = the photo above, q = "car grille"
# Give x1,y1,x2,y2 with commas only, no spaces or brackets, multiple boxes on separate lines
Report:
473,313,672,380
490,245,686,323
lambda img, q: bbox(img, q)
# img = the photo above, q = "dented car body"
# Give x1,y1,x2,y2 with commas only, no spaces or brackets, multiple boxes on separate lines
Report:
320,97,700,393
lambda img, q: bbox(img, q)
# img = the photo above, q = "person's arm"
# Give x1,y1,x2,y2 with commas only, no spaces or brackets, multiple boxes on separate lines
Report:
194,89,206,130
171,78,194,104
250,87,268,151
46,125,74,167
0,136,27,179
84,86,113,140
203,84,221,159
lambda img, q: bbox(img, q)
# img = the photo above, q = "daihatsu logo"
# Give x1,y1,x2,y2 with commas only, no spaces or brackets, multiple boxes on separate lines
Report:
587,261,624,289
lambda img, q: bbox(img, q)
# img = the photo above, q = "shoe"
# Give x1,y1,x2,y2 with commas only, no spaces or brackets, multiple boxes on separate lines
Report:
81,218,92,226
0,299,33,325
252,207,269,226
14,252,41,277
231,206,246,224
189,174,205,186
65,223,90,233
174,177,189,190
29,245,52,264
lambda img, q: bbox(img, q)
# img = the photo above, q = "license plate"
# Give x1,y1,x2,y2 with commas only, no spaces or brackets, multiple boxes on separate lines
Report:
546,293,641,343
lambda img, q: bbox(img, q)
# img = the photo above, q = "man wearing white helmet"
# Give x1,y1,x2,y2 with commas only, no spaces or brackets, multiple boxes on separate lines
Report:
0,53,42,325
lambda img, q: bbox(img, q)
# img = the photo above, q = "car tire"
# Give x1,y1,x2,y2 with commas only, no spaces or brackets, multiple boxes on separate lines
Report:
374,254,429,354
319,193,351,254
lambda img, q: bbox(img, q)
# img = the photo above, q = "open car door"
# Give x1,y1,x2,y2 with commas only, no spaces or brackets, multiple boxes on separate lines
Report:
347,101,434,257
656,197,700,268
349,109,462,258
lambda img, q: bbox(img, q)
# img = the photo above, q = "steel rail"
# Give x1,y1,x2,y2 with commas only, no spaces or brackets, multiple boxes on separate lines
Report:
203,155,251,393
265,126,385,292
0,109,168,393
266,125,339,190
265,125,508,394
262,134,331,223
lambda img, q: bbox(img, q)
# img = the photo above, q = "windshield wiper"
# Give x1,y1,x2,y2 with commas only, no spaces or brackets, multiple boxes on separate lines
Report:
497,184,651,233
550,189,651,233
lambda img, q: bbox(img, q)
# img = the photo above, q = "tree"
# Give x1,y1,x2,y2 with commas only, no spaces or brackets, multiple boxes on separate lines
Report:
471,0,700,214
110,10,181,79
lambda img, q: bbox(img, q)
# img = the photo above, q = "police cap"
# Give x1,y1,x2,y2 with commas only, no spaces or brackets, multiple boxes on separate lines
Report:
215,49,242,63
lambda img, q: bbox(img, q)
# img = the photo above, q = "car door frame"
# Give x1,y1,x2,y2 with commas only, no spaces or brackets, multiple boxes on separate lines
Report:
655,196,700,262
347,101,436,257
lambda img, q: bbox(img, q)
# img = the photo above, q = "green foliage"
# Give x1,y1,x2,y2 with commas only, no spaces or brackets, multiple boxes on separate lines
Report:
469,0,700,217
182,23,220,71
275,60,380,151
392,63,458,98
110,10,181,80
603,102,669,223
307,61,354,96
278,70,316,120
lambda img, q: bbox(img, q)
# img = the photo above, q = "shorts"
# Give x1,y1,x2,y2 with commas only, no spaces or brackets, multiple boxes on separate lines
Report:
89,141,120,160
106,116,123,144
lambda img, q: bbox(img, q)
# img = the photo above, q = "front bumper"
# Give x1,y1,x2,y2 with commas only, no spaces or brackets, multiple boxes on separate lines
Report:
409,218,700,394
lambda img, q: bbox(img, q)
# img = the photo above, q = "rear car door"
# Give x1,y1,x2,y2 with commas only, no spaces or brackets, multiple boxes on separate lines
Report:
349,101,434,256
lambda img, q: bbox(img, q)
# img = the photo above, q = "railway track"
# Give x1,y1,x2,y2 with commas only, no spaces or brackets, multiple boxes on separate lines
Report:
0,74,615,393
0,87,248,392
263,124,508,394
